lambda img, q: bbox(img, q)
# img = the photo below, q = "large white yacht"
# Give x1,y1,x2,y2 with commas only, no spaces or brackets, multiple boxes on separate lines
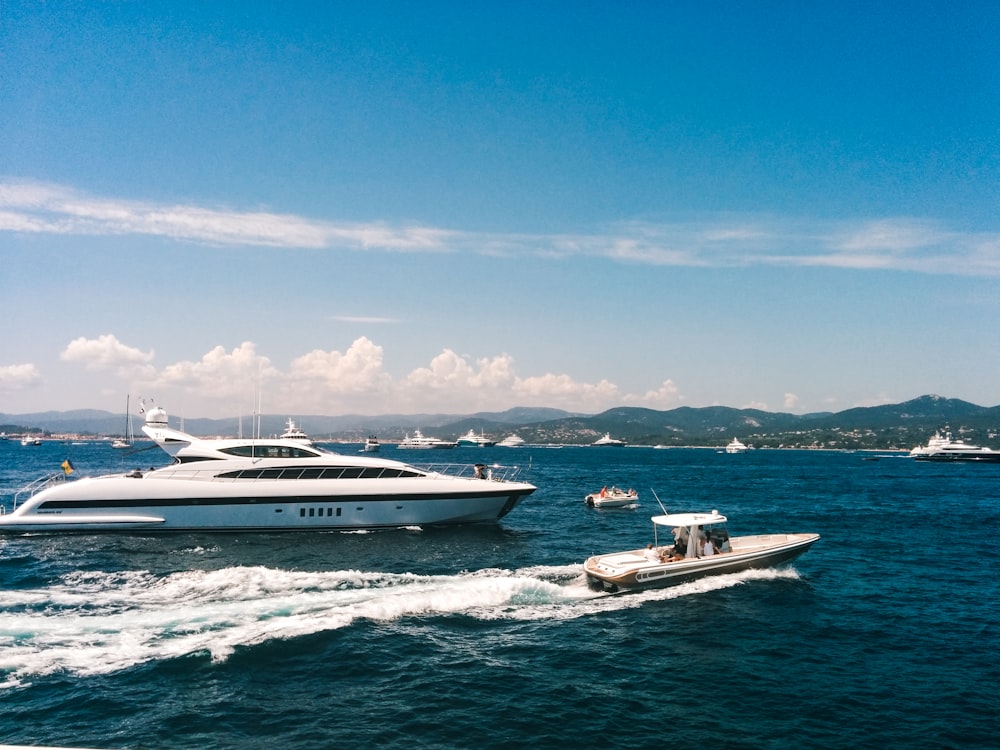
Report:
909,429,1000,462
0,406,535,533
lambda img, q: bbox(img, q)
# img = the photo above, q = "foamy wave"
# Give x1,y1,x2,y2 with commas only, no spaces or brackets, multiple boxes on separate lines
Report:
0,564,801,687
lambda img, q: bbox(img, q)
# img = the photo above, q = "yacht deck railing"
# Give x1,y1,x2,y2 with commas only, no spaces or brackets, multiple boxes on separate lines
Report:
8,473,68,512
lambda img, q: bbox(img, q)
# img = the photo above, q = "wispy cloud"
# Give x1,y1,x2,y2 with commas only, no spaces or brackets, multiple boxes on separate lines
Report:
3,180,999,275
0,181,453,251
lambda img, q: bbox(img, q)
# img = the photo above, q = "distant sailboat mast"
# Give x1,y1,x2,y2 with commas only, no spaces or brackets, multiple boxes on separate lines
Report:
111,394,134,449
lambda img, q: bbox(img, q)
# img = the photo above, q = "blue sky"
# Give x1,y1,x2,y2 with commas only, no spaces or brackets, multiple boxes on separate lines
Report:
3,1,999,419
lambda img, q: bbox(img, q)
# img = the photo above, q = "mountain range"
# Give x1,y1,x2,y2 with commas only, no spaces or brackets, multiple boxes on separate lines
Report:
4,394,1000,450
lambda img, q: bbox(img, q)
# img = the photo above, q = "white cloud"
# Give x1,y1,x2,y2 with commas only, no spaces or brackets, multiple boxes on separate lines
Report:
783,393,800,411
4,180,1000,275
156,342,278,399
837,219,949,253
61,334,156,379
284,338,393,413
623,379,682,407
0,363,43,391
513,373,621,411
55,335,680,416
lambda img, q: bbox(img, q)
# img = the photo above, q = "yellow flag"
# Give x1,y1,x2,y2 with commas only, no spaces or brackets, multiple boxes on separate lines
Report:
61,459,74,475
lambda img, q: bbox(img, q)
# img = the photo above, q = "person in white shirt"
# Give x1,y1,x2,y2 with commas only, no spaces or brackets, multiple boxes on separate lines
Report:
703,535,718,556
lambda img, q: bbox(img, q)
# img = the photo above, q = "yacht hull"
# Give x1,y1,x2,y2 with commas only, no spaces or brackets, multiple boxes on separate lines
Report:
0,476,533,533
913,453,1000,463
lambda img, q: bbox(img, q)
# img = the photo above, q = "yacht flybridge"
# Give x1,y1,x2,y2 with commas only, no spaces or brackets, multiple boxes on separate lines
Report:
0,406,536,533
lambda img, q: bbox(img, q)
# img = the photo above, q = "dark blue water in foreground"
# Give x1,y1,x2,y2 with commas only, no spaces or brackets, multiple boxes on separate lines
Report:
1,440,998,749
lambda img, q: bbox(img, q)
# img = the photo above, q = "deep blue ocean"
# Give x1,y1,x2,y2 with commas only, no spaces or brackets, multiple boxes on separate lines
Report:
1,439,997,749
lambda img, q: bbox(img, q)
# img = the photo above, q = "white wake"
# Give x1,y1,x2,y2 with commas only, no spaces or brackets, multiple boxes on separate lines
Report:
0,563,799,687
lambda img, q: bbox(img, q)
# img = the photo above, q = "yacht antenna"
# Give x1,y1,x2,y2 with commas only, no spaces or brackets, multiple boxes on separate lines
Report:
650,488,668,515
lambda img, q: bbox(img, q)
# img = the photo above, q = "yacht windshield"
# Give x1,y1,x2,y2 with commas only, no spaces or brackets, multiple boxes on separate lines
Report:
220,444,327,459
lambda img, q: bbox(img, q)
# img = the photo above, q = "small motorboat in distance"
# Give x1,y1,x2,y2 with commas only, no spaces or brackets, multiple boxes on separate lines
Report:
583,509,819,593
362,435,380,452
585,486,638,508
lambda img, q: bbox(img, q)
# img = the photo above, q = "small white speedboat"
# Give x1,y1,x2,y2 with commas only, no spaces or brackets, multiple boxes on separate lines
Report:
584,510,819,592
585,486,638,508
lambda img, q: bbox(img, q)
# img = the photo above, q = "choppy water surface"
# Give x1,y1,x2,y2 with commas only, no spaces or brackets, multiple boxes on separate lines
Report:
1,440,997,749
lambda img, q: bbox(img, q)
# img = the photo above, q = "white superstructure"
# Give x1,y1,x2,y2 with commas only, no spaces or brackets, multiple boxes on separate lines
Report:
456,429,496,448
279,418,314,445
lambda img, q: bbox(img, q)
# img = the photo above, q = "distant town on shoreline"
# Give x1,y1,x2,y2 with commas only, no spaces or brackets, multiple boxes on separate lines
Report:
3,394,1000,451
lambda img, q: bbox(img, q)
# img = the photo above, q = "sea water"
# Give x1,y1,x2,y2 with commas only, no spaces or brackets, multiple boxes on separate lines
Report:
1,440,997,749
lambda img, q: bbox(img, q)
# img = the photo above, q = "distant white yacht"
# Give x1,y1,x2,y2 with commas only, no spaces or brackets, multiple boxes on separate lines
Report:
456,429,496,448
397,429,456,449
725,438,749,454
592,433,626,447
498,434,526,448
279,418,314,446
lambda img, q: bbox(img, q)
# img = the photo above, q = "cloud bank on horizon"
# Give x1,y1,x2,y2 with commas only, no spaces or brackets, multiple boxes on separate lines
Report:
0,332,678,417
